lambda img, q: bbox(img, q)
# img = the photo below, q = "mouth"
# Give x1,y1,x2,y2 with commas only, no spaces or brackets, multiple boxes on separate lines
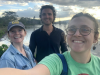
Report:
72,40,85,43
14,37,21,39
45,19,50,21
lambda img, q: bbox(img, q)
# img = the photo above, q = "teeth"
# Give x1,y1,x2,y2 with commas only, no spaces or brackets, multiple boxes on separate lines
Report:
74,41,82,43
15,37,19,38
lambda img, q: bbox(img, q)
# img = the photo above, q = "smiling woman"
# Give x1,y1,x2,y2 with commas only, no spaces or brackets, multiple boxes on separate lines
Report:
0,20,36,69
0,12,100,75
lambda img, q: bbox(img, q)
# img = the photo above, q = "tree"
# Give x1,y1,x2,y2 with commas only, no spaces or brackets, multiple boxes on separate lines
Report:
33,16,35,19
0,18,4,26
2,11,18,25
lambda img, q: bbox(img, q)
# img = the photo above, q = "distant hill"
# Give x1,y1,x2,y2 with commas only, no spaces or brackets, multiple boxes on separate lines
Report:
55,19,100,26
54,20,69,25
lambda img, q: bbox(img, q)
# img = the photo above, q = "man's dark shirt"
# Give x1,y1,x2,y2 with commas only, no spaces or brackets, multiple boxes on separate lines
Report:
29,25,68,62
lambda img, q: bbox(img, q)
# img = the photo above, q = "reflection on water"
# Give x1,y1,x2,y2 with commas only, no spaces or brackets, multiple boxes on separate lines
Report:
0,24,67,46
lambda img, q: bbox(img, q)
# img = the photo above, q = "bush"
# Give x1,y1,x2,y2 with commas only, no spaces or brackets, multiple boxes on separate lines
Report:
0,44,8,57
0,27,7,38
0,31,4,38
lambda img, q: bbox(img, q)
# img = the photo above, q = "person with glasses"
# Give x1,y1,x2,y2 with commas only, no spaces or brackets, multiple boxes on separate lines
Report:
0,12,100,75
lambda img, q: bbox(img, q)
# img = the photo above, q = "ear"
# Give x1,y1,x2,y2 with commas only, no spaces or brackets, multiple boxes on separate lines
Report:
24,31,27,36
7,33,10,38
7,33,11,41
93,33,99,43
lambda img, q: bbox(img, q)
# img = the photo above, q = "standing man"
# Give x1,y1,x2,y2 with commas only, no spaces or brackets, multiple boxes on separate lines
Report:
29,5,68,62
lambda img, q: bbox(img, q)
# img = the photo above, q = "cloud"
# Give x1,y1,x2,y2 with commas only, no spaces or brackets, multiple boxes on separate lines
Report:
0,1,17,5
1,0,100,20
19,3,29,6
1,0,100,8
17,6,40,18
16,4,73,19
0,9,7,17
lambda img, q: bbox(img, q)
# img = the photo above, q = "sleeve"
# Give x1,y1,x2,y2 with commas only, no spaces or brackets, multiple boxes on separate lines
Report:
0,59,15,68
38,54,63,75
29,32,36,58
60,31,68,53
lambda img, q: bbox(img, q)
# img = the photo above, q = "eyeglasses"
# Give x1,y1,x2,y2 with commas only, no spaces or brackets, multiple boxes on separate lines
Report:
66,27,94,36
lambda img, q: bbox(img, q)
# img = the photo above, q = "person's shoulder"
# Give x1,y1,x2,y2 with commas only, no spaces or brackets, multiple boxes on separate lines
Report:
91,54,100,62
63,51,69,54
23,45,32,52
55,27,64,32
30,28,41,37
0,46,14,61
23,45,29,50
46,53,59,59
39,53,61,62
54,26,65,35
32,28,40,34
63,51,69,56
38,53,63,75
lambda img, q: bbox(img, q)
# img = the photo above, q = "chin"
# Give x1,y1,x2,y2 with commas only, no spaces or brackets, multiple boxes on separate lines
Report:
42,22,52,25
15,41,22,43
73,50,86,53
45,24,50,26
44,23,52,25
15,42,21,43
71,48,84,52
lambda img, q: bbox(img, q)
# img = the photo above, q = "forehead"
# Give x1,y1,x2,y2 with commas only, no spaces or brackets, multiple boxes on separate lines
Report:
10,26,23,30
69,16,94,28
41,8,53,14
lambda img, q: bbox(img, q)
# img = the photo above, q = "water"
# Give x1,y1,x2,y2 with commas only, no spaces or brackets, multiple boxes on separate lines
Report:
0,24,67,46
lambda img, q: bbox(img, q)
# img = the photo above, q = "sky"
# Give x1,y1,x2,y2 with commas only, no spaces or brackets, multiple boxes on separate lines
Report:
0,0,100,22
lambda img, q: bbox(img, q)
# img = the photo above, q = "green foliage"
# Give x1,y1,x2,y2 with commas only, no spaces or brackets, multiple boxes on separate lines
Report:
0,11,41,27
0,44,8,57
0,11,18,27
0,27,7,38
2,11,18,20
19,17,41,25
0,31,4,38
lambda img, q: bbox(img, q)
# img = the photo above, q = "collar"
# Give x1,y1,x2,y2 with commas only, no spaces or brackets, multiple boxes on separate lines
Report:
9,44,29,55
40,25,56,32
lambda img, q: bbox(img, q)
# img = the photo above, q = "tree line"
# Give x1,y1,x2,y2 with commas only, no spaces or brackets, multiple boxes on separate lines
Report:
0,11,41,27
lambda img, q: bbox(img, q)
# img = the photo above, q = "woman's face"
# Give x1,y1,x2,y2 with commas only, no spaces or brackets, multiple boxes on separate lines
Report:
67,16,97,53
8,26,26,44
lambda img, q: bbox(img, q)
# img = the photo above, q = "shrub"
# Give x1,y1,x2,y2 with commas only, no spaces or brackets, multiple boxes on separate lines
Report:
0,44,8,57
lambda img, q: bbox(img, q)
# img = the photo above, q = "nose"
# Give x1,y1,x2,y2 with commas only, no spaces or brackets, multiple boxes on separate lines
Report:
73,29,82,36
15,31,19,34
45,14,49,18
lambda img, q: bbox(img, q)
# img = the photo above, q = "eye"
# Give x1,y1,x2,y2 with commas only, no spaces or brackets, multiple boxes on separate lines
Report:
10,30,15,33
42,13,46,16
81,28,90,33
68,28,76,32
19,29,22,32
48,13,52,16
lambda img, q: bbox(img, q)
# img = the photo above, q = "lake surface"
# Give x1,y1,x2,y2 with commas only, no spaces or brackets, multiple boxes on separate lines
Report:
0,24,67,46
